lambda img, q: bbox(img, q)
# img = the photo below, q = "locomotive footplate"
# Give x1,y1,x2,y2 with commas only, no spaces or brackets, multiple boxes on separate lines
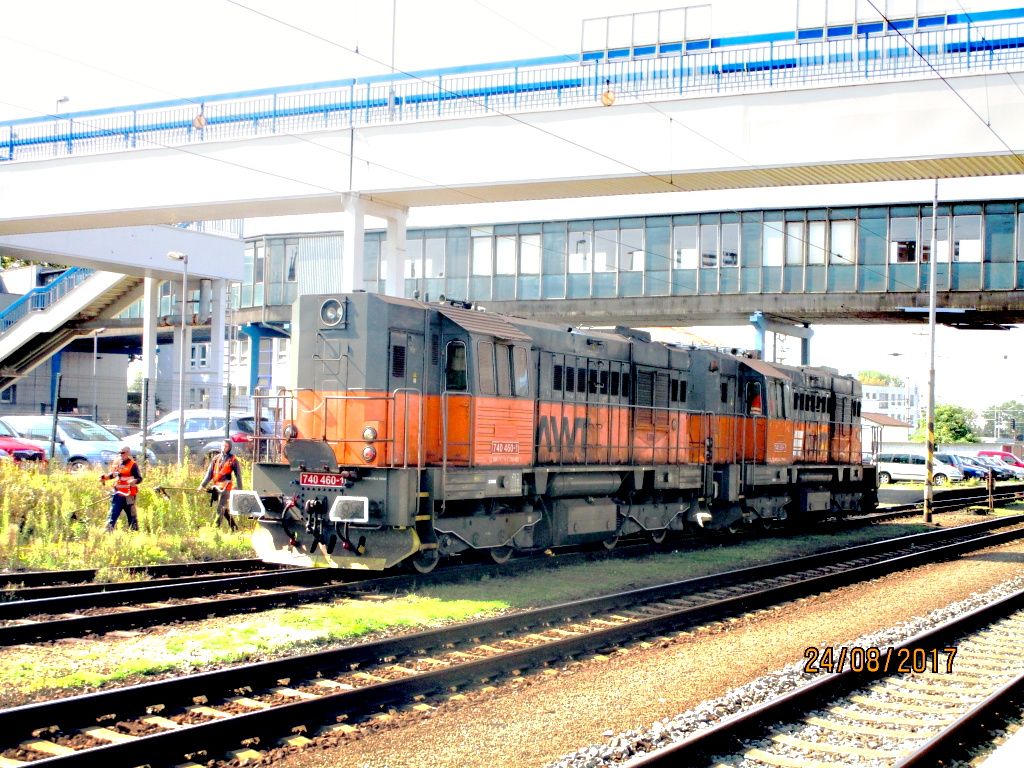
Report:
252,523,419,570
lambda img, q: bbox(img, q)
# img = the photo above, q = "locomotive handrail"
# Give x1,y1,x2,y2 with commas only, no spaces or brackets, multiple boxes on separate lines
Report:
440,390,475,500
302,388,425,469
388,387,424,469
253,388,425,468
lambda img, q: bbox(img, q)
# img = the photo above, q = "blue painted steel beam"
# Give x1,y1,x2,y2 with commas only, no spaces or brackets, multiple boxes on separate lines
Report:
749,312,813,364
49,352,61,410
239,323,289,393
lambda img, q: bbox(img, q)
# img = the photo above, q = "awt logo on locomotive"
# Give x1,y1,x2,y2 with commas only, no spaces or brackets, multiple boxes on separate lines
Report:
537,415,588,452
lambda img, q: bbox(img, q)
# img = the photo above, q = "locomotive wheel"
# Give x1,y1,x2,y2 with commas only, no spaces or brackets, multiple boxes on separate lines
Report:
649,528,668,545
601,535,619,551
412,548,440,574
490,546,514,565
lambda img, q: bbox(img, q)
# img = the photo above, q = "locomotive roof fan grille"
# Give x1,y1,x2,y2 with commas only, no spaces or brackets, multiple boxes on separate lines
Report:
320,298,345,327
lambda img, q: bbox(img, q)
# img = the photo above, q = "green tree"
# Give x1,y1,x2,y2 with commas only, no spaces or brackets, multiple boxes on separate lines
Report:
979,400,1024,439
911,404,977,444
857,370,904,387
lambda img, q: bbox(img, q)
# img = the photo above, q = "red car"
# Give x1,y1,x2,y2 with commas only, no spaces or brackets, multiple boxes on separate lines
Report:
977,450,1024,470
0,420,47,465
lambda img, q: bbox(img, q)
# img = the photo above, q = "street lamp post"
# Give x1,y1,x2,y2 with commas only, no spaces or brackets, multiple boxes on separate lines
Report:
167,251,189,464
924,180,939,524
54,97,69,156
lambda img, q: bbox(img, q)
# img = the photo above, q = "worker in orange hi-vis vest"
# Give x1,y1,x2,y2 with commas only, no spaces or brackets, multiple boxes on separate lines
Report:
100,446,143,531
199,439,243,531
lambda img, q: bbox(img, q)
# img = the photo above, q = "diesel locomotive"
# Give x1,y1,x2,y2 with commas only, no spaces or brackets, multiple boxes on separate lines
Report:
231,292,876,572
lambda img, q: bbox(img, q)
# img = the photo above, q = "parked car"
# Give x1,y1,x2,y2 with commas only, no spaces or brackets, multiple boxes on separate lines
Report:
972,456,1017,481
0,415,155,471
976,450,1024,470
0,420,47,465
199,415,272,459
979,455,1024,480
934,453,989,481
959,455,996,479
875,452,963,485
126,410,271,462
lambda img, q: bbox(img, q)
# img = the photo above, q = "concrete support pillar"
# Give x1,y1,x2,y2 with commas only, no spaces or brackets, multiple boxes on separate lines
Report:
210,279,226,409
142,277,159,424
800,324,811,366
199,278,212,321
385,210,408,298
341,194,365,292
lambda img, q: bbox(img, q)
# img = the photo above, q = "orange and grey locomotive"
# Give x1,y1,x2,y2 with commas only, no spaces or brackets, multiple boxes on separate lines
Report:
231,293,875,572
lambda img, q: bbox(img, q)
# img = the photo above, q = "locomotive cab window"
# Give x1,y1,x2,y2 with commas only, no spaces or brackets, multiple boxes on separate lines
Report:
478,341,496,395
512,346,529,396
496,344,512,396
445,341,468,391
746,381,764,415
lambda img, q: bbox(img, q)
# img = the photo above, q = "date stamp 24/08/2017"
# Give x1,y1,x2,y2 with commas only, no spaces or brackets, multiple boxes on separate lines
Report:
803,646,958,675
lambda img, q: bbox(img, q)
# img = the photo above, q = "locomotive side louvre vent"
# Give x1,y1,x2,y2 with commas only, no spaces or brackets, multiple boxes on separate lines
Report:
553,364,563,391
392,345,406,378
636,371,654,407
654,372,669,407
431,334,440,365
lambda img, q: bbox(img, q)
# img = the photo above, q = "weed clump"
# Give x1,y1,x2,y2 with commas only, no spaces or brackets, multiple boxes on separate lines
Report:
0,460,253,575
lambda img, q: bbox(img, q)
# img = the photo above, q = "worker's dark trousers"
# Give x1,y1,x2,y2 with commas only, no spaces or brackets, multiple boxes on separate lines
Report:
106,494,139,531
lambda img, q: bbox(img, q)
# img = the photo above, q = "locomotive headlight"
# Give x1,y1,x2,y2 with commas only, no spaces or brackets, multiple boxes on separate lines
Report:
320,298,344,326
362,426,377,441
361,445,377,462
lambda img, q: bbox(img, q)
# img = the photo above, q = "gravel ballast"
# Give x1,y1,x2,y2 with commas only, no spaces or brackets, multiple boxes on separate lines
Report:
275,539,1024,768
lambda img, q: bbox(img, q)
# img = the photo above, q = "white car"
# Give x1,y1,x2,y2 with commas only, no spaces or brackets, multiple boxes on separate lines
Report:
875,452,963,485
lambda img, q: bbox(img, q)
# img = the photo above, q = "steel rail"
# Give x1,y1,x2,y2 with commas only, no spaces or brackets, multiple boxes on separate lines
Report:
3,522,1024,767
622,586,1024,767
2,569,294,602
0,567,345,620
0,512,1020,647
895,670,1024,767
0,558,279,590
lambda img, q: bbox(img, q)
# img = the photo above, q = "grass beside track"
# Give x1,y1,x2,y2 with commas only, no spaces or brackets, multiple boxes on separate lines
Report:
0,517,970,702
0,460,253,575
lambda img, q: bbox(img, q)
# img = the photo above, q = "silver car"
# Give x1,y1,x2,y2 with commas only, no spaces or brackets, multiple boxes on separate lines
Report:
0,415,155,471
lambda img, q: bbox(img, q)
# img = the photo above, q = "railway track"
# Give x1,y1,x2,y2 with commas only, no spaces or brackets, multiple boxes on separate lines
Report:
623,585,1024,768
1,516,1022,767
1,487,1019,646
0,558,282,591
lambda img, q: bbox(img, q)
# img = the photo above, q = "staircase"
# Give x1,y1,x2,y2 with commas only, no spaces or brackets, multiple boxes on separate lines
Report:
0,269,144,390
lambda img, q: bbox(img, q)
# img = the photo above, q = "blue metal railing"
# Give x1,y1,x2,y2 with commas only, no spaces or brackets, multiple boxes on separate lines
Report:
0,268,95,333
2,18,1024,162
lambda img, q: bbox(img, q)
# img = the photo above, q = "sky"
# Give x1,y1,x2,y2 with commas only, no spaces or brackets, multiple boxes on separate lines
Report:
2,0,1023,410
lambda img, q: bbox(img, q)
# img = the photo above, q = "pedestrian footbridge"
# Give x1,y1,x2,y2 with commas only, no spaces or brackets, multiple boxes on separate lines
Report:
1,4,1024,387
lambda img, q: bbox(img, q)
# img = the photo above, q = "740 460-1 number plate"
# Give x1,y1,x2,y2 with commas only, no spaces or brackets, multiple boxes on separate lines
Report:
299,472,346,487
